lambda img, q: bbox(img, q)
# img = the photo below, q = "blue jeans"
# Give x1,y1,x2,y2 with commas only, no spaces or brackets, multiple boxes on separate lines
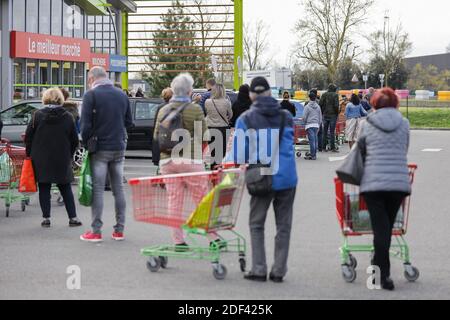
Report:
323,116,338,151
90,151,126,234
306,127,319,158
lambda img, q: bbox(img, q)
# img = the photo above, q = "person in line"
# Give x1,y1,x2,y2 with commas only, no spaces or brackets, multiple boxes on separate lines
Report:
359,88,411,291
319,84,340,153
345,93,368,149
152,87,174,167
280,91,296,117
135,87,145,98
59,88,80,131
230,84,252,128
205,83,233,166
358,92,371,112
227,77,297,283
305,88,323,152
365,87,376,104
25,88,82,228
302,91,322,161
80,67,133,243
199,78,217,114
153,73,210,251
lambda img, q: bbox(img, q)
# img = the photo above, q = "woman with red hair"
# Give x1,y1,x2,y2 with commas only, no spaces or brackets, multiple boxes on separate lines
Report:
358,88,411,291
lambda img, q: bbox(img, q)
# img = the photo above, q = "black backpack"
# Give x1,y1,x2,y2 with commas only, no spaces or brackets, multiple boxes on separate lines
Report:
157,103,189,153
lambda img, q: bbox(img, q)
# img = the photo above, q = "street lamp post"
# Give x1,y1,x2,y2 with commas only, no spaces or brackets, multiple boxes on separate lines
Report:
379,74,385,88
363,74,369,90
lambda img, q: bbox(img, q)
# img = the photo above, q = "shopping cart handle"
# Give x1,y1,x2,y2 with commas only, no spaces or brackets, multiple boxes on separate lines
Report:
408,163,418,169
0,138,10,144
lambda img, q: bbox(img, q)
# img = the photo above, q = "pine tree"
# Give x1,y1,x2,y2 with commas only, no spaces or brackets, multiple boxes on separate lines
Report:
142,0,213,96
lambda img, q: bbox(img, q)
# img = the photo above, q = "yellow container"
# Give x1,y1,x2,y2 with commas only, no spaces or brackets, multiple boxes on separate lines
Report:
438,91,450,101
294,91,308,100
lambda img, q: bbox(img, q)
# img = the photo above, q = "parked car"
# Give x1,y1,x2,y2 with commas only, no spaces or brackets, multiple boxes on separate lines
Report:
0,97,163,150
126,97,163,150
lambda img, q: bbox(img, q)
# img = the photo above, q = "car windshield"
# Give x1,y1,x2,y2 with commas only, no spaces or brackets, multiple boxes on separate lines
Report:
1,102,42,125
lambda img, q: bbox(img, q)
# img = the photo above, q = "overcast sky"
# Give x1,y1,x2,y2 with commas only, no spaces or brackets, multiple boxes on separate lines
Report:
244,0,450,66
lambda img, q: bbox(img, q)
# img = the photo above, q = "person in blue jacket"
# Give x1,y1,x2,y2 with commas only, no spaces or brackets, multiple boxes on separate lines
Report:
226,77,298,283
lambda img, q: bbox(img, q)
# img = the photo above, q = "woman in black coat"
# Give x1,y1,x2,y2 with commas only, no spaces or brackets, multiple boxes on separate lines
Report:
25,88,82,228
230,84,252,128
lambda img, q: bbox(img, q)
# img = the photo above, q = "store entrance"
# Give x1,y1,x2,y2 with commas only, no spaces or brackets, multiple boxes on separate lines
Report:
13,58,86,102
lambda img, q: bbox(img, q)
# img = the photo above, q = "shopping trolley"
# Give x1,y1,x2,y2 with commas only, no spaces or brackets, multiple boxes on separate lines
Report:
129,167,247,280
293,120,309,158
334,164,419,283
0,139,31,217
335,120,346,146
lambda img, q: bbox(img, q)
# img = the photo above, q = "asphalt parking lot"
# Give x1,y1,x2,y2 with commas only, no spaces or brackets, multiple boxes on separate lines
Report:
1,130,449,300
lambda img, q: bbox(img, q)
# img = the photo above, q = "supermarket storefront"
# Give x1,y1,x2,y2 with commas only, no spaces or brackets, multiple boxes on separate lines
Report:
0,0,135,107
11,31,91,101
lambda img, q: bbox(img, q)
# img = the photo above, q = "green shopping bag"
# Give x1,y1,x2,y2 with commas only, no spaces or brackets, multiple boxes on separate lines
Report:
78,153,93,207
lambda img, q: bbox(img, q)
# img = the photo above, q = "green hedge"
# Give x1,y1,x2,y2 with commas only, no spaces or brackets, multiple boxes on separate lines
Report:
400,107,450,128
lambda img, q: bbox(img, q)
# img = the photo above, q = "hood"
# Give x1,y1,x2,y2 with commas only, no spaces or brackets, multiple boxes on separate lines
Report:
367,108,404,133
251,96,281,116
41,105,68,124
308,101,320,109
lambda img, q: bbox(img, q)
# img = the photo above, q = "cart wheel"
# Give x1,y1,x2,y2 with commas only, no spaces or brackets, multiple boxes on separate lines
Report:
296,152,302,158
146,257,161,273
21,200,26,212
57,196,65,206
212,264,227,280
239,258,246,272
159,256,168,269
25,199,30,206
404,264,420,282
341,265,357,283
5,205,10,218
348,254,358,269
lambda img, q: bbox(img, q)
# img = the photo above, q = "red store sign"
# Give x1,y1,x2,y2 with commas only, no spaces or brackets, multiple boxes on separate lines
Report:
89,52,110,71
10,31,91,63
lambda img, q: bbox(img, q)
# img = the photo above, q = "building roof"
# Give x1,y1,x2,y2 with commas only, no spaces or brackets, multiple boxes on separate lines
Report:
404,53,450,71
107,0,137,13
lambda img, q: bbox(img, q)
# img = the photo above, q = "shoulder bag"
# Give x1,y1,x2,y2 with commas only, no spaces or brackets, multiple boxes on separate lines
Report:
245,111,287,197
336,133,366,186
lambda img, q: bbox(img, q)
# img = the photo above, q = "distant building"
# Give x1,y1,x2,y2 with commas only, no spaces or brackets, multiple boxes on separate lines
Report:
404,53,450,71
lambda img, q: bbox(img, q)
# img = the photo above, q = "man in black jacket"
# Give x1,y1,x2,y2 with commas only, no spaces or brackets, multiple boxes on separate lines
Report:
80,66,133,243
319,84,340,152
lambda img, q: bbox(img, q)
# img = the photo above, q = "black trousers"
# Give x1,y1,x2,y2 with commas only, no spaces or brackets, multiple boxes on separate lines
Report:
38,183,77,219
208,126,229,167
363,192,407,280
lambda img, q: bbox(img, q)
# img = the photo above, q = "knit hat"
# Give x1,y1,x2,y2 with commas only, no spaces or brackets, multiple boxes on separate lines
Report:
250,77,270,94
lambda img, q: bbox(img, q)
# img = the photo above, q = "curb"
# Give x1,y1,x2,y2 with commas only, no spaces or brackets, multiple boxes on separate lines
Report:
411,128,450,131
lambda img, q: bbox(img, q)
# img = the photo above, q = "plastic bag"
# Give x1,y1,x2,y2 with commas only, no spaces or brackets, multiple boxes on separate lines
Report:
19,158,37,193
186,174,235,230
78,154,93,207
0,152,11,183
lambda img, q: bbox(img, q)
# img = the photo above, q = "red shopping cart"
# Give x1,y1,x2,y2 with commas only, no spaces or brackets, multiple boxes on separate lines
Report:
334,164,419,283
0,139,31,217
335,119,346,146
293,121,308,158
129,167,247,280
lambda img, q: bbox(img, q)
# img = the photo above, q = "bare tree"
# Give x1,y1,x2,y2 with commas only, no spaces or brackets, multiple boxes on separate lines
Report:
368,21,412,87
189,0,233,84
244,20,273,70
294,0,374,82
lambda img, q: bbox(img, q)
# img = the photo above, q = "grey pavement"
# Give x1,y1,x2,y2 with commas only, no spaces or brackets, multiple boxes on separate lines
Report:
1,131,450,300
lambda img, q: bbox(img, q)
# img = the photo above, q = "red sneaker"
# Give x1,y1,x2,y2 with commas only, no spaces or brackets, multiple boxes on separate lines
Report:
112,232,125,241
80,231,103,243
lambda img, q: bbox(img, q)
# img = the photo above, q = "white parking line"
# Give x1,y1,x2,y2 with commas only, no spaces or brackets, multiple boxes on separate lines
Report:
422,148,443,152
329,155,348,162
